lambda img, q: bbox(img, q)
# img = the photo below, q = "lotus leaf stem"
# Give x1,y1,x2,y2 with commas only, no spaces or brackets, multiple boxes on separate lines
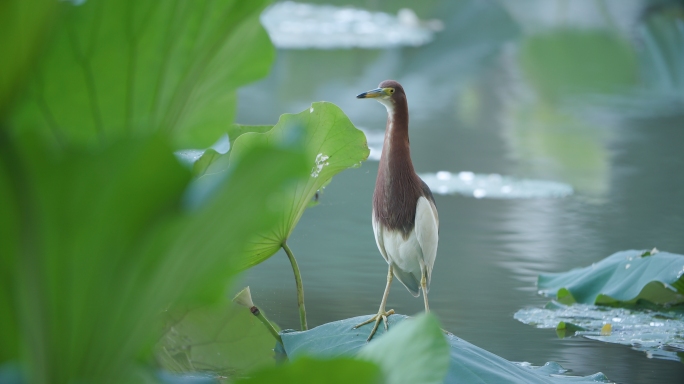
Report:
250,306,283,345
282,241,308,330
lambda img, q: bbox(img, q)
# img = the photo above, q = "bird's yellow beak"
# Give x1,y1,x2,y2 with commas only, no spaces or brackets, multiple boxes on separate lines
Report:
356,88,391,99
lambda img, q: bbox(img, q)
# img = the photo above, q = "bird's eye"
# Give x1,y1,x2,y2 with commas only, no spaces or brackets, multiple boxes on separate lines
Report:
389,89,395,94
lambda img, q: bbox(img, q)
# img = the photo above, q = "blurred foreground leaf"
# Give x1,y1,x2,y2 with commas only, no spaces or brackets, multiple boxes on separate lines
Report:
235,356,382,384
280,314,609,383
538,249,684,306
0,131,308,382
358,314,449,384
0,0,57,117
0,149,21,366
1,133,191,383
157,301,278,378
10,0,274,148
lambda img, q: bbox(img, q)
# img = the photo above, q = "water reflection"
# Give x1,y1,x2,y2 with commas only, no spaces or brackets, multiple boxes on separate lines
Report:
239,0,684,382
500,0,642,34
420,171,573,199
261,2,442,49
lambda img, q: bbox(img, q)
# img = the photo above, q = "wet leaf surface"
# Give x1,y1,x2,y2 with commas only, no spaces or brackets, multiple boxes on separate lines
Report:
515,302,684,362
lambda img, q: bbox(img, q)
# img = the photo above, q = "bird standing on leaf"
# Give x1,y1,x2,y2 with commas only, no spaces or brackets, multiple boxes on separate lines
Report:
354,80,439,341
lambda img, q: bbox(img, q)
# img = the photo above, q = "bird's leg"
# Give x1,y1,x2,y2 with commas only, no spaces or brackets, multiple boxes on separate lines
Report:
353,264,395,341
421,270,430,313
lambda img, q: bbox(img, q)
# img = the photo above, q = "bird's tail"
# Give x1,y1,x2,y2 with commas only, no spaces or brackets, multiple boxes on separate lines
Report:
392,265,420,297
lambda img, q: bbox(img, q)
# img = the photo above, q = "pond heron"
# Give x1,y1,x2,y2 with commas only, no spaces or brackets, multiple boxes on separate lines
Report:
354,80,439,341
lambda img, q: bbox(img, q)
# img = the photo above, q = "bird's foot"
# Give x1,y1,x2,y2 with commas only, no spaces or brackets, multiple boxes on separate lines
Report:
353,309,395,341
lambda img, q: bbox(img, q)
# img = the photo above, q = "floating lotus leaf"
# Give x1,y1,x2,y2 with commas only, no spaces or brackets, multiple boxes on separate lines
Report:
538,249,684,306
279,314,609,383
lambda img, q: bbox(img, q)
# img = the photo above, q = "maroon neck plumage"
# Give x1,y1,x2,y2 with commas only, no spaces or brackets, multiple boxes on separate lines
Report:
373,93,426,236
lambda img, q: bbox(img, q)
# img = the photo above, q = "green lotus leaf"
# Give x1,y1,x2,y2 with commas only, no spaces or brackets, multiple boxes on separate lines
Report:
0,0,57,117
161,144,310,305
10,0,274,148
0,148,21,363
0,132,308,382
555,321,586,339
193,148,222,178
358,314,449,384
280,314,609,383
0,134,193,382
538,250,684,306
226,102,370,270
157,301,279,378
234,356,382,384
557,287,577,305
188,125,274,179
227,125,273,147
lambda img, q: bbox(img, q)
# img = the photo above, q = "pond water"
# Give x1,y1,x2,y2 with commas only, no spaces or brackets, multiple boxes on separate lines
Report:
237,1,684,382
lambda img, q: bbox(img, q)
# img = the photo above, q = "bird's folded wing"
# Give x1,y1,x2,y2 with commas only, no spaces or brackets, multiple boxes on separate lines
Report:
371,209,389,262
415,196,439,285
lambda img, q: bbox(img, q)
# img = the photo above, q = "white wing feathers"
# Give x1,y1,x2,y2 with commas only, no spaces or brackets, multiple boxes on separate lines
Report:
371,196,439,296
371,210,388,262
415,196,439,287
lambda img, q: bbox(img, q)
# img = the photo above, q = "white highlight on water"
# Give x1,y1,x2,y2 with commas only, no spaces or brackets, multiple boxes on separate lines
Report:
261,2,443,49
420,170,574,199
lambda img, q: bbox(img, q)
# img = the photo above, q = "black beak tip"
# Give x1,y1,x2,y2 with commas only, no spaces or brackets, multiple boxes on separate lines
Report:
356,92,367,99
